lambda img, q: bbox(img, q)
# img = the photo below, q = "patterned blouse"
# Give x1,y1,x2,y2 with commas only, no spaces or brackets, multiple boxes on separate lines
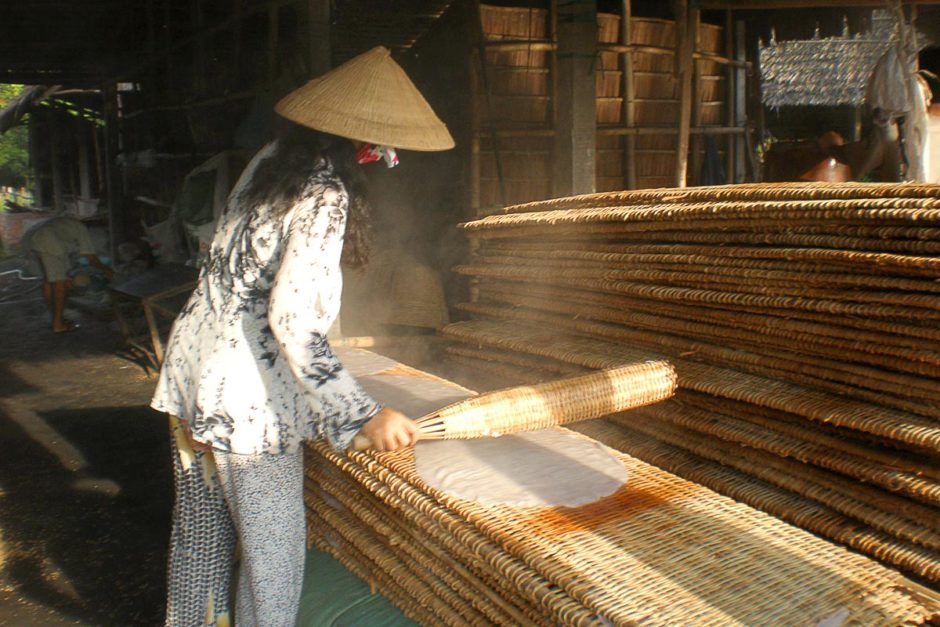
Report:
151,140,381,454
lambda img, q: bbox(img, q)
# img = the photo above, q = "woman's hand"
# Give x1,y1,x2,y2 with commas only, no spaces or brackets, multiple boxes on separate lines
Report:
359,407,418,451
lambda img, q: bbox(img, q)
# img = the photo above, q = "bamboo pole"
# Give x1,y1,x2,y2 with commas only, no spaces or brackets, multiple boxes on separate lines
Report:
675,0,694,188
268,2,280,79
469,51,482,215
192,0,206,94
724,10,735,182
621,0,636,190
689,12,704,186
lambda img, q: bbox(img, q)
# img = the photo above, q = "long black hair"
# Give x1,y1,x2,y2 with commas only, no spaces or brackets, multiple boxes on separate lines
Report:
239,117,373,268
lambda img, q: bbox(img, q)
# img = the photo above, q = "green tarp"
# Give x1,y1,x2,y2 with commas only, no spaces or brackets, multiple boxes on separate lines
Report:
298,547,416,627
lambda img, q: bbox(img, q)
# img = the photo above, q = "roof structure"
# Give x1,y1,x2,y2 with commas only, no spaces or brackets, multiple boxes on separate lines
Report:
0,0,143,86
759,11,897,108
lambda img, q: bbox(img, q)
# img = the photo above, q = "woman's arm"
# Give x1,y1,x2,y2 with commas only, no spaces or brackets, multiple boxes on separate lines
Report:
267,185,384,451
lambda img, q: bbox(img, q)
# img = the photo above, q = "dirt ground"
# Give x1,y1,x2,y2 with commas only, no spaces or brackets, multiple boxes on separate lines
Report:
0,288,171,625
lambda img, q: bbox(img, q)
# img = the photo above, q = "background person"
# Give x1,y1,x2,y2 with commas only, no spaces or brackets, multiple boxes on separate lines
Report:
21,215,112,332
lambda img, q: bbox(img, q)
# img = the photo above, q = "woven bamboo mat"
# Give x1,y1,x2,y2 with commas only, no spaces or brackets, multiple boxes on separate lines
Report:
442,317,940,454
444,351,940,592
301,349,940,622
480,240,940,277
474,280,940,358
445,182,940,591
444,342,940,509
469,227,940,254
571,418,940,598
460,297,940,411
304,432,937,624
497,182,940,214
458,264,940,318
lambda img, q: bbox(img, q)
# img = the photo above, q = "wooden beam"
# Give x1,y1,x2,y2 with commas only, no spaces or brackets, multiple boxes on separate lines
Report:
268,3,280,79
192,0,206,94
552,0,598,197
307,0,330,76
690,9,704,186
724,9,735,182
103,87,122,260
700,0,940,7
106,0,300,86
735,19,749,183
674,0,695,188
621,0,636,190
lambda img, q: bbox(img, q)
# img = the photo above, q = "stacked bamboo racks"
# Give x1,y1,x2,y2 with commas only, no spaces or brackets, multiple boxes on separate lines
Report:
304,360,939,625
445,182,940,589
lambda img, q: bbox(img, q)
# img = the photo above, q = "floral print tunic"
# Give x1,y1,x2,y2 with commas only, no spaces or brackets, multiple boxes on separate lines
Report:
151,140,381,454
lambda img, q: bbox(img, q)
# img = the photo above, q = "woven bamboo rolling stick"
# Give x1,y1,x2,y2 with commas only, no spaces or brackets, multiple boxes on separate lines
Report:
351,361,677,451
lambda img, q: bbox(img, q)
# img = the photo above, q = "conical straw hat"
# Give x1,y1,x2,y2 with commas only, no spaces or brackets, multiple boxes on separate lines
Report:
275,46,454,152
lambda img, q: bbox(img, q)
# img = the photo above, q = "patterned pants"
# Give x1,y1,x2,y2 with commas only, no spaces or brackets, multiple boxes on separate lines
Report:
166,416,306,627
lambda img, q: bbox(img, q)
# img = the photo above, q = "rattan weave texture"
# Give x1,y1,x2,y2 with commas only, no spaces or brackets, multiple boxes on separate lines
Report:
302,360,938,623
446,182,940,588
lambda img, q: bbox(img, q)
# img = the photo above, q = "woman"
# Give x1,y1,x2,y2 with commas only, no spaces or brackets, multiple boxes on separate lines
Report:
150,47,454,626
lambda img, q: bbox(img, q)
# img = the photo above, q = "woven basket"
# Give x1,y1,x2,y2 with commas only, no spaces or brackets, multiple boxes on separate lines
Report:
698,75,725,103
479,4,549,41
634,99,680,126
633,52,676,73
490,66,550,96
596,70,622,98
699,101,726,125
479,180,552,208
697,22,724,54
596,134,623,150
635,176,674,189
597,12,621,44
480,135,553,153
632,18,676,48
634,71,679,99
484,95,551,125
635,134,678,150
597,49,620,71
596,150,624,177
635,151,676,178
596,176,627,193
485,49,549,70
596,97,623,125
480,151,551,179
696,58,723,77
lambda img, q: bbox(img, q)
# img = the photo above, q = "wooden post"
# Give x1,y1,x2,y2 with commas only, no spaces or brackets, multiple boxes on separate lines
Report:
674,0,694,188
103,87,123,260
469,51,482,215
29,112,44,208
724,10,735,182
233,0,243,82
164,0,173,92
735,19,749,183
307,0,330,76
268,3,280,79
689,9,704,186
49,108,64,212
553,0,598,197
78,120,92,202
621,0,636,189
851,105,862,142
192,0,206,94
